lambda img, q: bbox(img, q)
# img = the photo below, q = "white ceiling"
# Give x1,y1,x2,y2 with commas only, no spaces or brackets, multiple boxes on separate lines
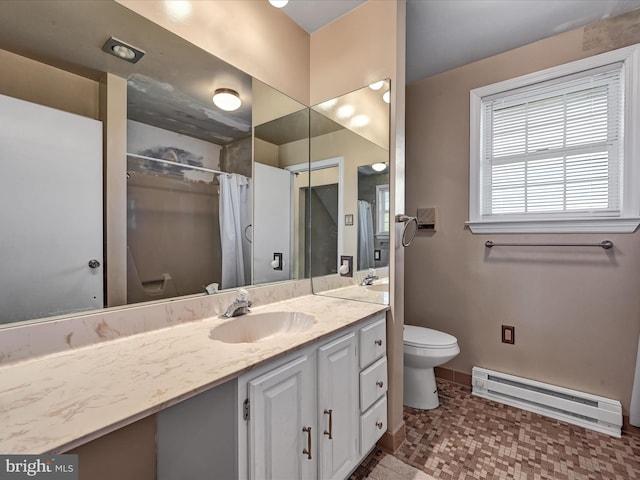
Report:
281,0,640,85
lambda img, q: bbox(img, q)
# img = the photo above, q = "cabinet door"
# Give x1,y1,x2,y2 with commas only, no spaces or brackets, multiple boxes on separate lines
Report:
317,332,359,480
248,354,316,480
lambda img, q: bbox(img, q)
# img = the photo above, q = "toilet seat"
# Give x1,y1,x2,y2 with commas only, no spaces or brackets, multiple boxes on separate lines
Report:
403,325,457,349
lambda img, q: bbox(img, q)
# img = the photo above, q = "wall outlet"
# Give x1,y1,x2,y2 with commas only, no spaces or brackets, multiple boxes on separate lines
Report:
339,255,353,277
502,325,515,344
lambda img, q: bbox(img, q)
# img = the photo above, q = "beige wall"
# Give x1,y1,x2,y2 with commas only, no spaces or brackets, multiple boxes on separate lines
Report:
116,0,310,105
310,1,398,106
405,10,640,415
0,48,98,118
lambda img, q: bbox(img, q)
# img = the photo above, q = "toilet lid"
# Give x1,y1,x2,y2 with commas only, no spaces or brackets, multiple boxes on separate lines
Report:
403,325,457,348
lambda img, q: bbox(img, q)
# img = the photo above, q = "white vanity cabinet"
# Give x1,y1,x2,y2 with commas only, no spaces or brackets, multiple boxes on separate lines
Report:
317,332,359,480
357,316,388,454
247,353,317,480
156,312,387,480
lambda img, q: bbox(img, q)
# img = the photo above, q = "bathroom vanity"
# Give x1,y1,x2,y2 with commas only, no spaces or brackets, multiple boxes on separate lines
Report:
157,312,387,480
0,293,388,480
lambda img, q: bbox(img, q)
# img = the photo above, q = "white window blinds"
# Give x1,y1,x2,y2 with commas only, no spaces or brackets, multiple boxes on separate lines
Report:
481,63,623,218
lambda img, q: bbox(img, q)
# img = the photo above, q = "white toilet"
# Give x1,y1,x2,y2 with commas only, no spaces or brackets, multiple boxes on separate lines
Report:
403,325,460,410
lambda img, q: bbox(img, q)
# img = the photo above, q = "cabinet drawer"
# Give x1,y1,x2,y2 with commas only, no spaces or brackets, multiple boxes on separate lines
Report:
359,316,386,369
360,396,387,455
359,357,387,412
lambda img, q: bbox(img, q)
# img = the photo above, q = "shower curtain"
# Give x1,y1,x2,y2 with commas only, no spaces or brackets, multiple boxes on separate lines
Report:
357,200,375,270
218,173,252,289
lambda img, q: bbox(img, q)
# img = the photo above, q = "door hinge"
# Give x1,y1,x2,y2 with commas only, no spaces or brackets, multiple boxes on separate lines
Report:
243,398,250,421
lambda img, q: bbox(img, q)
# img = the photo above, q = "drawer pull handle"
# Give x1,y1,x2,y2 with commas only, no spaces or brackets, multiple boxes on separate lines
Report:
323,409,333,439
302,426,312,459
376,421,384,430
374,339,383,346
376,380,384,388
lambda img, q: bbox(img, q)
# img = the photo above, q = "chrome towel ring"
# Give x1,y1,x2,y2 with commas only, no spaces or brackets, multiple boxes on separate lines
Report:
395,214,418,247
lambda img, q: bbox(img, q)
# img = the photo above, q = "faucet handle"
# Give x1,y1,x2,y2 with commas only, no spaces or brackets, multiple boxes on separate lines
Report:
236,288,250,302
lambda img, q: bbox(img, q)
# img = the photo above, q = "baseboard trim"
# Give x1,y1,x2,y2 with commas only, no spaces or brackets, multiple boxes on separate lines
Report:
435,366,472,388
377,422,406,454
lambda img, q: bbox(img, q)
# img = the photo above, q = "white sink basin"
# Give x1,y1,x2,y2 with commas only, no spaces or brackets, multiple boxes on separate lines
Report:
366,283,388,292
209,311,317,344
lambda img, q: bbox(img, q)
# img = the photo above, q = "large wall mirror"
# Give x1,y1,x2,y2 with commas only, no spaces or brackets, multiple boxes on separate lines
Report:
309,80,391,305
0,1,309,326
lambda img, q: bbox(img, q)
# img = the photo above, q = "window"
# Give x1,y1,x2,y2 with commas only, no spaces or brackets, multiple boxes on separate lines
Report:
468,44,640,233
376,184,390,235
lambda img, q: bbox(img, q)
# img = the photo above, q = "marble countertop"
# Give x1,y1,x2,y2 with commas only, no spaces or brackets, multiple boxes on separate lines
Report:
317,280,390,304
0,295,388,454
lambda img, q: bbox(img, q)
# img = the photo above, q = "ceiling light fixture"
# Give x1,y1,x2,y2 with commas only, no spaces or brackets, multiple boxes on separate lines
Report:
101,37,145,64
213,88,242,111
369,80,385,90
372,163,387,172
269,0,289,7
383,91,391,104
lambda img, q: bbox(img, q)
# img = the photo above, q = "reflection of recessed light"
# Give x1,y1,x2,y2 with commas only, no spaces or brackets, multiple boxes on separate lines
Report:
269,0,289,7
372,163,387,172
213,88,242,111
337,105,355,119
369,80,385,90
351,114,370,127
102,37,145,64
318,98,338,110
383,91,390,103
164,0,192,21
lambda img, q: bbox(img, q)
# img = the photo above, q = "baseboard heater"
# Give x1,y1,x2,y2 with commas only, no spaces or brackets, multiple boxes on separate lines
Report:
472,367,622,437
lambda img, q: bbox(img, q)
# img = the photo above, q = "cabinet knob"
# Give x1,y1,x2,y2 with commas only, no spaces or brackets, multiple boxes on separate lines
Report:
374,339,383,346
376,380,384,388
376,421,384,430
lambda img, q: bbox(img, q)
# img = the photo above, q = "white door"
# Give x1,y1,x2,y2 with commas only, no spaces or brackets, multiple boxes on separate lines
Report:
253,162,292,284
317,332,359,480
248,354,316,480
0,94,103,324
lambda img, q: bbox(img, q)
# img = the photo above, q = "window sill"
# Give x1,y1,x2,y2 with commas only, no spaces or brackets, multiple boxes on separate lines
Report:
466,218,640,234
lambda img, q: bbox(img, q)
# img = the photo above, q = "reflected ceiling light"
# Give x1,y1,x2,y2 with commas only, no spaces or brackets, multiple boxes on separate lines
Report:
337,104,355,119
369,80,385,91
350,114,370,128
101,37,145,64
269,0,289,7
383,91,391,103
318,98,338,110
164,0,192,22
213,88,242,111
372,163,387,172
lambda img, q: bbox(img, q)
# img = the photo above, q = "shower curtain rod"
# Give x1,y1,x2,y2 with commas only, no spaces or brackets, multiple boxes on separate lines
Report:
127,152,227,176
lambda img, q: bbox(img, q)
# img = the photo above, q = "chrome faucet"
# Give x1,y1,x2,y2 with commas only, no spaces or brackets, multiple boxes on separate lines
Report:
221,288,252,318
360,268,379,286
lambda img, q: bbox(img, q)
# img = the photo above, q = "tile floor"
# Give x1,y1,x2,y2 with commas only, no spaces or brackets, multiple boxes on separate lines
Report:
351,379,640,479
